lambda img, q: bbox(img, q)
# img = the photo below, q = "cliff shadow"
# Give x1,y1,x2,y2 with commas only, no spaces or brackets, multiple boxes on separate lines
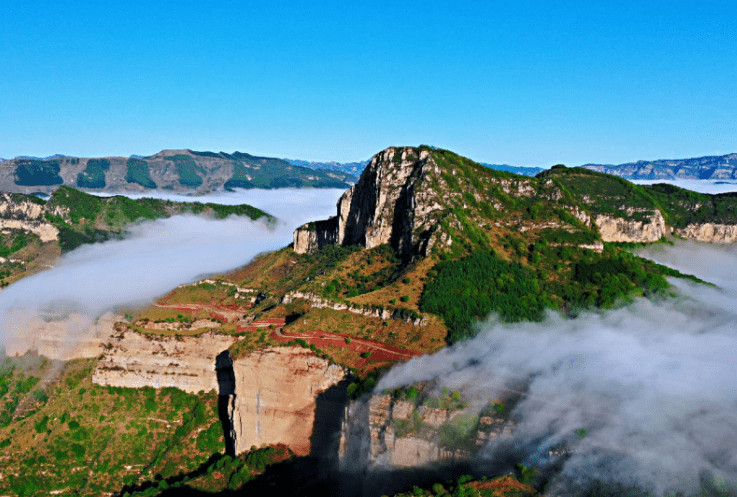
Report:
309,379,349,473
216,350,236,457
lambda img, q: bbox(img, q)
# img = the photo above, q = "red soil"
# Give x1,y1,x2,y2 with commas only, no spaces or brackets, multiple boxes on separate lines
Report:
272,328,421,364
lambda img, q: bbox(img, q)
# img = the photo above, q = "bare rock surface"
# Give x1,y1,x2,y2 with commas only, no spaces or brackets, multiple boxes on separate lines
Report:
92,328,243,393
228,346,346,456
594,210,669,243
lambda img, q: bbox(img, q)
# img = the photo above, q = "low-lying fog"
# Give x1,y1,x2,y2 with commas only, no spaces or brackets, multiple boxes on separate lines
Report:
368,240,737,495
0,188,344,354
631,178,737,195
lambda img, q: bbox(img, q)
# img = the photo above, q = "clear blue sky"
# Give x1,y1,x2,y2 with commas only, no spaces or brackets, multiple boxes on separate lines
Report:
1,1,736,166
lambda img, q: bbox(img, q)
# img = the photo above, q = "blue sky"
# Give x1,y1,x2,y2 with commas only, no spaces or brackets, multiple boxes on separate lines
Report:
1,1,736,165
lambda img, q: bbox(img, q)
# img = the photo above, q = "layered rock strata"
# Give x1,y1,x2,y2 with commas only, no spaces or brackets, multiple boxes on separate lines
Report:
92,328,243,394
594,210,669,243
281,291,426,325
674,223,737,243
228,346,346,456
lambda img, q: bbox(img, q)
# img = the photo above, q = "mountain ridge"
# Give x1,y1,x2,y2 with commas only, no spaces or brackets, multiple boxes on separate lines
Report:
0,149,358,194
582,152,737,180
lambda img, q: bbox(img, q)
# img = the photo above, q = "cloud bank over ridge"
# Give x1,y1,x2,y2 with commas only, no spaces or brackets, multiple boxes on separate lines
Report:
374,241,737,495
0,188,344,355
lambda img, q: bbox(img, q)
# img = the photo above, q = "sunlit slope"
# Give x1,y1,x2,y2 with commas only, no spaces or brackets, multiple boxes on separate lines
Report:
127,146,710,367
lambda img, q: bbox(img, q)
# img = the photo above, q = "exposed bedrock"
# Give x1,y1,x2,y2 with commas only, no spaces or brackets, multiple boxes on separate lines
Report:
293,147,447,260
594,211,669,243
92,328,243,393
228,346,346,456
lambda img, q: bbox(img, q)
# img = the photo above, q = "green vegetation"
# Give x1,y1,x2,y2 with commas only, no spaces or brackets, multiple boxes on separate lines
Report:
125,158,157,188
389,474,536,497
542,166,659,221
0,230,28,257
14,159,64,186
422,245,698,343
224,162,257,190
0,358,230,497
644,183,737,228
122,445,292,496
422,251,549,342
438,412,479,452
76,159,110,189
42,186,271,252
166,155,204,188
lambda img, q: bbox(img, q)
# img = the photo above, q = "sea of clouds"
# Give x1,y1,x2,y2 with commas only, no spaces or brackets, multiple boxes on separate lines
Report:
0,188,344,353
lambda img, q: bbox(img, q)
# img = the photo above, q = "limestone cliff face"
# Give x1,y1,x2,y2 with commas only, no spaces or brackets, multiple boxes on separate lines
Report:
675,223,737,243
339,393,513,469
0,193,60,242
92,328,243,394
594,210,669,243
292,217,338,255
228,346,346,456
5,312,118,360
294,147,449,260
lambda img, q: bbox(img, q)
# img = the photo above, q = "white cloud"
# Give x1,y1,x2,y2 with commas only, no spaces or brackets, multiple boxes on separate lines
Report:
369,241,737,495
0,188,344,351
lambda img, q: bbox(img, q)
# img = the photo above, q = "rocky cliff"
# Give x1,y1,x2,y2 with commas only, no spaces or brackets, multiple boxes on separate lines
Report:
294,147,448,259
295,148,737,259
228,346,346,456
92,331,347,457
0,192,63,242
339,391,514,469
595,210,669,243
674,223,737,243
92,328,244,394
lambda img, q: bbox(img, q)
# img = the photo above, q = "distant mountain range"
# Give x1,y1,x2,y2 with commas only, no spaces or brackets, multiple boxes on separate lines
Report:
480,163,545,176
282,158,369,177
3,149,735,191
582,153,737,180
0,149,358,194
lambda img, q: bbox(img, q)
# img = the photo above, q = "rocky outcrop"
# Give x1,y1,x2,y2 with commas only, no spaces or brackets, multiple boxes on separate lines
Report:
339,392,514,469
675,223,737,243
92,328,244,394
292,218,338,255
228,346,346,456
594,210,669,243
293,147,449,260
281,291,426,325
0,193,60,242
